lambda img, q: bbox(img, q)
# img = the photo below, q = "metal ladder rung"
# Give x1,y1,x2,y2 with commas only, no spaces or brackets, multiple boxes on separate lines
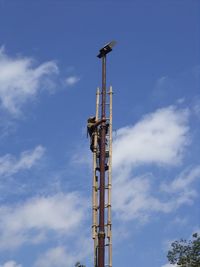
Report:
100,103,110,106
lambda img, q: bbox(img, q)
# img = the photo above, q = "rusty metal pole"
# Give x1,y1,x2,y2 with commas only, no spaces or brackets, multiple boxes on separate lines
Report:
96,41,116,267
98,54,106,267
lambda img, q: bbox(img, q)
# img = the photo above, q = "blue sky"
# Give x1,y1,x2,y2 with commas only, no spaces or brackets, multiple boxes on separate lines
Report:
0,1,199,267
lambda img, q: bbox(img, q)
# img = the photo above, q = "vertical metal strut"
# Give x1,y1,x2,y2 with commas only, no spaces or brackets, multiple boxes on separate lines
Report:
107,86,113,267
92,88,100,267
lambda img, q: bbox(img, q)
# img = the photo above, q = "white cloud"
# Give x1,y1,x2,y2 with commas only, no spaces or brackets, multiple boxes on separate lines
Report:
35,246,75,267
161,165,200,193
113,106,189,169
176,98,185,104
71,144,91,166
112,106,194,222
35,241,90,267
65,76,80,86
0,46,58,116
0,193,87,250
0,145,45,177
193,96,200,119
112,172,192,222
35,233,91,267
113,174,153,222
0,261,22,267
171,216,188,226
156,76,168,87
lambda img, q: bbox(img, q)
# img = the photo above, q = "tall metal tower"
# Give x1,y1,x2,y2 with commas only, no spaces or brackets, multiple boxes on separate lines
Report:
88,41,116,267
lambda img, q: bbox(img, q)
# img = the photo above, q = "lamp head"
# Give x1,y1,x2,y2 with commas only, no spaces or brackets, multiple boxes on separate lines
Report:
97,41,117,58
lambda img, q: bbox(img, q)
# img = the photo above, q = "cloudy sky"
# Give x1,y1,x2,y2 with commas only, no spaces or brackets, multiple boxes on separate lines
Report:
0,1,199,267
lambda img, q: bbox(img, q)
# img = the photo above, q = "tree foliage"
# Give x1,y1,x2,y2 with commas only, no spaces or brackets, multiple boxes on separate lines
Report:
167,233,200,266
75,262,86,267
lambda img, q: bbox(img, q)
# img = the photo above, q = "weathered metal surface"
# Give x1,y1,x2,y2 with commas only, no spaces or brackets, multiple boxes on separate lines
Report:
98,55,107,267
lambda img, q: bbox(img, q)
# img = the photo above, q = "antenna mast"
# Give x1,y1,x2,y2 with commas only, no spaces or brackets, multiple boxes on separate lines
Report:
89,41,116,267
